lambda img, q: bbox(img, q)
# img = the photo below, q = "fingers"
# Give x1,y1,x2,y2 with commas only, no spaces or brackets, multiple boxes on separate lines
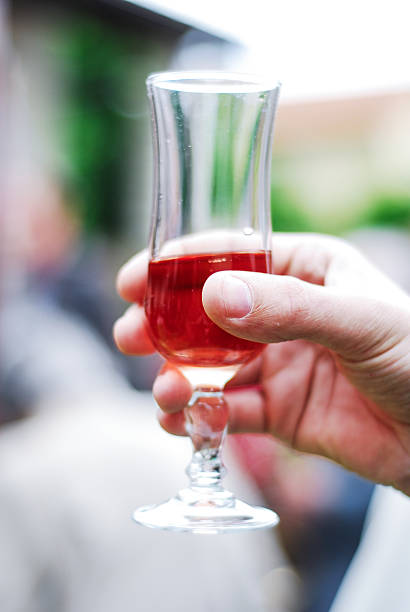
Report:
115,234,353,305
153,356,262,415
158,410,187,437
113,304,155,355
154,366,192,436
152,360,265,436
157,384,267,436
272,233,354,285
153,365,192,414
273,233,407,303
202,270,402,360
116,250,148,303
225,386,267,433
225,356,261,389
113,234,370,358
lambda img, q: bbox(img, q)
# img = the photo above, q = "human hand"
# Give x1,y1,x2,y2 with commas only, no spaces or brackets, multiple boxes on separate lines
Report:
114,233,410,495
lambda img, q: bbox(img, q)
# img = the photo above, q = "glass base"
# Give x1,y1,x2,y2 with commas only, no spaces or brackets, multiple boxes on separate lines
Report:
133,493,279,534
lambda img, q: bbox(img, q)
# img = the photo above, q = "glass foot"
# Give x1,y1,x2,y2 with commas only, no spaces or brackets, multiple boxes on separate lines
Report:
133,494,279,534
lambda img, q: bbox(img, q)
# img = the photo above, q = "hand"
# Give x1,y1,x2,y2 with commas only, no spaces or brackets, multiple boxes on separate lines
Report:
113,233,410,495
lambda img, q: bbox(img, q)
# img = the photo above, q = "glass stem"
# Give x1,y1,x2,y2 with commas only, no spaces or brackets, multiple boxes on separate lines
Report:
184,389,230,495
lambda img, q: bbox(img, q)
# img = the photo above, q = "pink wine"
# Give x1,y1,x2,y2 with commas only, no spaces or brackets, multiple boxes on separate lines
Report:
145,250,271,368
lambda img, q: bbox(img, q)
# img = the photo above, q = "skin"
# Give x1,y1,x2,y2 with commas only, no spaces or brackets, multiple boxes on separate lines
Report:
113,233,410,496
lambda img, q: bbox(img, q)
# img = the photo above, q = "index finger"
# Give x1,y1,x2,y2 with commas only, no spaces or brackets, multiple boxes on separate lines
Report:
116,249,148,303
116,234,347,306
115,233,364,307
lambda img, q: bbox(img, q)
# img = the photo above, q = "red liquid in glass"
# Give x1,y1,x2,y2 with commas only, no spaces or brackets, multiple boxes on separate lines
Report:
145,250,271,368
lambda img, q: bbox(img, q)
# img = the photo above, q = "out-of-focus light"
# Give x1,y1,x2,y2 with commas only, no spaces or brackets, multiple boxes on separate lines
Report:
125,0,410,101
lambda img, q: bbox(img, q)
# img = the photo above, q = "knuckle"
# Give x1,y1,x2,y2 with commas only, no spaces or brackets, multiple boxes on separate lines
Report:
281,278,310,328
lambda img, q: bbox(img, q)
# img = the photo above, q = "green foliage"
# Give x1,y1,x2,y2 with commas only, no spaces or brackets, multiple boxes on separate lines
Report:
49,17,167,236
53,19,136,236
358,193,410,229
271,183,313,232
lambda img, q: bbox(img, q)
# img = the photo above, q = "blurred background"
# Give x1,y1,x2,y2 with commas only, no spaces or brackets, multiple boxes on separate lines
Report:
1,1,410,611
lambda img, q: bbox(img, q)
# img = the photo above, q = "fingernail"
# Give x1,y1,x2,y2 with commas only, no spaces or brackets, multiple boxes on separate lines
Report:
221,275,253,319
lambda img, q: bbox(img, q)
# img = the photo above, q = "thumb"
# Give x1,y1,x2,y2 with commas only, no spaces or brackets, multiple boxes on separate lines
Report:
202,271,396,359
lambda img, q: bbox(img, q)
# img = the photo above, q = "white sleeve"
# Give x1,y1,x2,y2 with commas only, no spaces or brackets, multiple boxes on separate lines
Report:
330,485,410,612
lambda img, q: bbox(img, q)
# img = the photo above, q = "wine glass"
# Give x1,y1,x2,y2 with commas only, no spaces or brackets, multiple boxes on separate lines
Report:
133,71,281,533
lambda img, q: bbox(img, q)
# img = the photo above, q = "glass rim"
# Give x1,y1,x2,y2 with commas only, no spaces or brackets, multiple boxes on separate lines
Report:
146,70,281,94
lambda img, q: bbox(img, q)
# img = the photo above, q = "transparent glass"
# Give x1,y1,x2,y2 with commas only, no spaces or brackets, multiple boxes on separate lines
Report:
133,71,280,533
